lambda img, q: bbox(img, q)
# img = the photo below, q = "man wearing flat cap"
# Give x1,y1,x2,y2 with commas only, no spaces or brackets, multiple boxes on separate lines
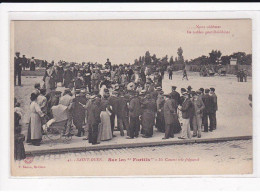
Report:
191,90,205,138
210,87,218,130
14,52,22,86
170,86,181,105
202,89,215,132
72,89,87,137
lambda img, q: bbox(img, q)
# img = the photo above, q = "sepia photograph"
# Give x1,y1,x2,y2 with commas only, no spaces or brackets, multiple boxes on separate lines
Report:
11,19,252,176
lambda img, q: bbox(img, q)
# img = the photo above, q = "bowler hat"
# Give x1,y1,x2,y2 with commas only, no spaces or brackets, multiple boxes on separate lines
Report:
210,87,215,92
205,89,210,93
181,88,187,92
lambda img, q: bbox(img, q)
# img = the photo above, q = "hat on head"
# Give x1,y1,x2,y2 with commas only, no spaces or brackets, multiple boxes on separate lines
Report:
210,87,215,92
187,86,192,90
205,89,210,93
80,89,86,93
181,88,187,92
55,91,62,95
155,87,162,91
34,83,40,88
196,90,202,94
75,89,81,94
140,90,146,94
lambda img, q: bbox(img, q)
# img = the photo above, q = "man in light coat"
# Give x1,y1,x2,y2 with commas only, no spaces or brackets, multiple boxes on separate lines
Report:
191,91,205,138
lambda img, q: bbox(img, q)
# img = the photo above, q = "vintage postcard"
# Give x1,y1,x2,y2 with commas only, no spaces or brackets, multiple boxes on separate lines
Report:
11,19,252,176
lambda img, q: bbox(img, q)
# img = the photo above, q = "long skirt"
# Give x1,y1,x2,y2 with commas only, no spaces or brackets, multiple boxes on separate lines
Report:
100,111,112,141
156,111,165,132
15,134,26,160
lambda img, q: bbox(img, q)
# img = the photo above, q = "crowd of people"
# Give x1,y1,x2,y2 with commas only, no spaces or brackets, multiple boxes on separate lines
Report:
13,57,219,147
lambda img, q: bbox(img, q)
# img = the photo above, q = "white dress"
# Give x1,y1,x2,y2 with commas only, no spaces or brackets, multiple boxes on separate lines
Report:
100,110,112,141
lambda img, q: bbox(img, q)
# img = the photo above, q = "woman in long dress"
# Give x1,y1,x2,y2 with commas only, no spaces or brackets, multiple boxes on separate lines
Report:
99,108,113,141
43,65,56,94
29,93,45,146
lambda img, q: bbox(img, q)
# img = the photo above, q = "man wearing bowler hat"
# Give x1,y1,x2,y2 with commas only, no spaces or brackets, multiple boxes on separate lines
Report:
14,52,22,86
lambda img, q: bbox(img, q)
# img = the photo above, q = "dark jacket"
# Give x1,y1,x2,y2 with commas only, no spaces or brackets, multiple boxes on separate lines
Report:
170,91,181,105
108,95,119,115
129,96,141,117
87,100,101,125
211,93,218,111
100,97,110,111
72,96,87,128
163,98,176,125
117,96,129,118
202,94,215,114
141,98,157,128
181,98,193,119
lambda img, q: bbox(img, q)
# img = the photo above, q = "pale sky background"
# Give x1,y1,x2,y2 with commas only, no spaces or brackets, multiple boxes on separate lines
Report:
13,20,251,64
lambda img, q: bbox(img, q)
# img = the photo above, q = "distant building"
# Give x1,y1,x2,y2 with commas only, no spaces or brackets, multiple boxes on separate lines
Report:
230,57,237,66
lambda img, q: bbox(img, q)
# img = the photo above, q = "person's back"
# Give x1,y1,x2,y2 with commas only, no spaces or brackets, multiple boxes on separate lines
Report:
202,94,214,114
108,95,119,115
129,96,141,117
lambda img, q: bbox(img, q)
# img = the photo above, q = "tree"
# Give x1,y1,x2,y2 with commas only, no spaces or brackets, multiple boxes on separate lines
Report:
209,50,222,65
177,47,184,63
151,54,158,66
144,51,152,65
230,52,251,65
244,54,252,65
220,55,231,66
141,56,145,65
134,59,139,66
169,56,174,66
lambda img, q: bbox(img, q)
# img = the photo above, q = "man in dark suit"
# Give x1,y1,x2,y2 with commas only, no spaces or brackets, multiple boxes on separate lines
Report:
163,94,176,139
202,89,215,132
210,88,218,130
14,52,22,86
86,96,101,145
170,86,181,105
22,55,27,71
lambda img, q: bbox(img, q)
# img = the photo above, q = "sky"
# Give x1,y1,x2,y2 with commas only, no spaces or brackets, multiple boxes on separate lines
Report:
13,20,252,64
